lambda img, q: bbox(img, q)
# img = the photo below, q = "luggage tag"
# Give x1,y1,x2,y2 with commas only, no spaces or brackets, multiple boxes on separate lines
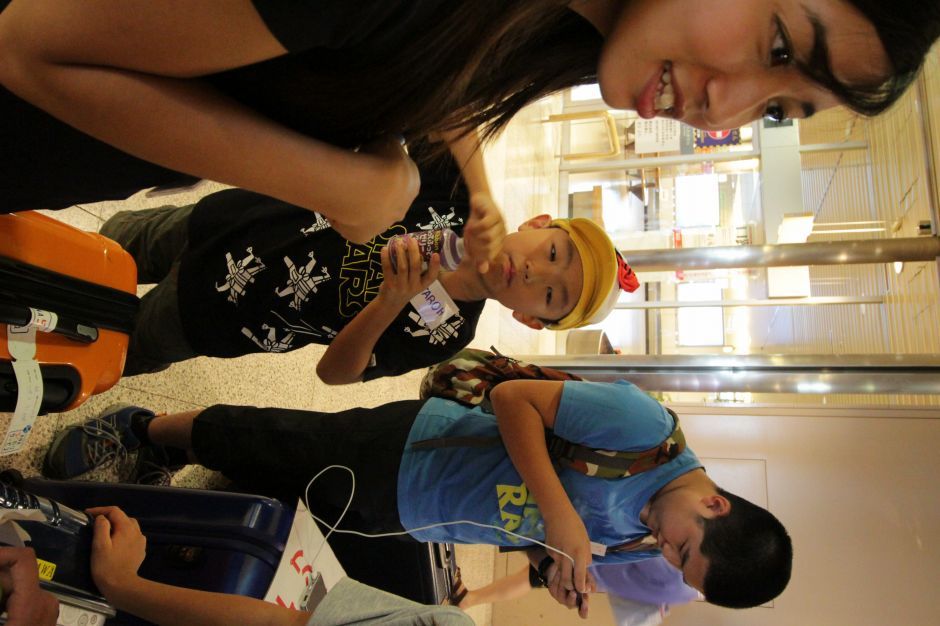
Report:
409,280,459,331
22,307,58,333
2,325,42,456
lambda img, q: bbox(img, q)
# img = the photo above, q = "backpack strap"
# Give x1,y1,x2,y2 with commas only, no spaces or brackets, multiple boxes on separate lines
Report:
410,409,684,480
418,347,583,412
547,408,685,479
410,435,502,450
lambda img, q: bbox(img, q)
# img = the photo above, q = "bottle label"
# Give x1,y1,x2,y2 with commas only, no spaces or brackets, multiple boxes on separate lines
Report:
409,280,459,330
390,229,463,272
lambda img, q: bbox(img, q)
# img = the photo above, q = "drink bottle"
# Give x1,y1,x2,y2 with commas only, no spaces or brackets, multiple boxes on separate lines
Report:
389,228,465,271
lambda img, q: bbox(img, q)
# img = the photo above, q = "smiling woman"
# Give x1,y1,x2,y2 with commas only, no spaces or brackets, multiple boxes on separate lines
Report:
0,0,936,230
585,0,939,129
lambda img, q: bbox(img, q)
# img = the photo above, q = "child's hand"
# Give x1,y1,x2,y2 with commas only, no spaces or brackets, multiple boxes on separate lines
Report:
545,559,596,619
378,236,442,307
544,507,593,601
462,192,506,273
88,506,147,598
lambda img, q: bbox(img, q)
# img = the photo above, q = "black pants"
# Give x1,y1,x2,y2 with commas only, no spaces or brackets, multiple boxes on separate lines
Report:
191,400,424,535
100,206,198,375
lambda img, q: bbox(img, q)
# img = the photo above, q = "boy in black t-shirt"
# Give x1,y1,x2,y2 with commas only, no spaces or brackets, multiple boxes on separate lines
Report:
103,153,637,381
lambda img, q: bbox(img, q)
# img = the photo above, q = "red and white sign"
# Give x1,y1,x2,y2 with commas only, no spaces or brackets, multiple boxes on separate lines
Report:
264,500,346,612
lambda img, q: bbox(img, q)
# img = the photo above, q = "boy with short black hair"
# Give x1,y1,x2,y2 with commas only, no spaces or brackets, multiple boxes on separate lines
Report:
46,378,791,611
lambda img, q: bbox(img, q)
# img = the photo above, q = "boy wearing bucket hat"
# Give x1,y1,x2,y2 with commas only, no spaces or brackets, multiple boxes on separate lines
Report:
93,147,638,383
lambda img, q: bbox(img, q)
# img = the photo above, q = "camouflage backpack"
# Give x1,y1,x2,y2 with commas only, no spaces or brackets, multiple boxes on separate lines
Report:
417,348,685,479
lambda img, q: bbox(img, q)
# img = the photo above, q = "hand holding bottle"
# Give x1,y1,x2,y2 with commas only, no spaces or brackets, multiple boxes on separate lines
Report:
389,229,464,272
380,236,443,307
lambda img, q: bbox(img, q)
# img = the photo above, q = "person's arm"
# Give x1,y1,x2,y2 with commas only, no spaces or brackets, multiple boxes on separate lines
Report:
490,380,592,597
0,547,59,626
0,1,417,243
89,506,311,626
457,566,533,610
316,237,441,384
442,128,506,273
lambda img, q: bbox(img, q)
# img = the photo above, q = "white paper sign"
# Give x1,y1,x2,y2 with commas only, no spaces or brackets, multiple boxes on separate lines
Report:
634,118,681,154
264,500,346,612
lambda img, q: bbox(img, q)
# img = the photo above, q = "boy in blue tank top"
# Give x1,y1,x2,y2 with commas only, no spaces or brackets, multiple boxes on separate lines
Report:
45,377,792,611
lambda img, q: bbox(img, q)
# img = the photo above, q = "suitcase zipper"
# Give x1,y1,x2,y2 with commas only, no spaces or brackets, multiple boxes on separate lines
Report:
0,256,139,334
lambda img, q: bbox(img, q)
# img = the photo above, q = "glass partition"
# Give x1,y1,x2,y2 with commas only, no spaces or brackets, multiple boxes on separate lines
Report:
552,77,940,407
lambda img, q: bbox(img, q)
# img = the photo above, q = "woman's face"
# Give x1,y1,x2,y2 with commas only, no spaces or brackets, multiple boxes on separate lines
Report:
595,0,891,130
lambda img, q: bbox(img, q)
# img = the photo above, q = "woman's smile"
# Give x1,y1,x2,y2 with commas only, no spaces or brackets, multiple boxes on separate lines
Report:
586,0,892,129
637,61,684,119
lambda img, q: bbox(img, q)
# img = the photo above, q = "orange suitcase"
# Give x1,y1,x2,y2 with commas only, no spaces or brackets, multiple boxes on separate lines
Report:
0,211,138,413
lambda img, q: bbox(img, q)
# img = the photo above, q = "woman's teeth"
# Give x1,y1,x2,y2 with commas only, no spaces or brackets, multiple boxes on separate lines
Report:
654,62,675,114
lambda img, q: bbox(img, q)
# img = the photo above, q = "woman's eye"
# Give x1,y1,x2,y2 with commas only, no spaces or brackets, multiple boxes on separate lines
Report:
770,18,792,67
764,101,787,123
546,286,553,306
550,244,557,262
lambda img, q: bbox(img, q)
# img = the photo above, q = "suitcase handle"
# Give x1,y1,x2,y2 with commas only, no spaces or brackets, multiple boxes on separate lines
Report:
0,482,91,535
0,302,98,343
0,255,138,334
140,522,286,569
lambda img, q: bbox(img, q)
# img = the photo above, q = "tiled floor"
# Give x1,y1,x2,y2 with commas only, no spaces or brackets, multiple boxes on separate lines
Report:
0,97,566,626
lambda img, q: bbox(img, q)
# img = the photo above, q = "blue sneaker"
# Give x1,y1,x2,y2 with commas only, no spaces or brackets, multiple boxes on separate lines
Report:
43,404,153,480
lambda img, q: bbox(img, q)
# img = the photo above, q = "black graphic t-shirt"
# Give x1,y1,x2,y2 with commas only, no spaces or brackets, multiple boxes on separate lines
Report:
177,156,482,380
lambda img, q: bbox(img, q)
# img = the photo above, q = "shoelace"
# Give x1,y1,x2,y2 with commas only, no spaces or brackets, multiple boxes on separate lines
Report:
135,460,174,487
82,418,130,470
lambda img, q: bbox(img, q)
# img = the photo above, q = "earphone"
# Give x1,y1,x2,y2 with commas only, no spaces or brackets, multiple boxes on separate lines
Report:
302,464,577,574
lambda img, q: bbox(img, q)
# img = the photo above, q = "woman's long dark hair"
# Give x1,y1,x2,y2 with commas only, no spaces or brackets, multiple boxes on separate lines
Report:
392,1,602,142
213,0,940,152
793,0,939,116
211,1,602,149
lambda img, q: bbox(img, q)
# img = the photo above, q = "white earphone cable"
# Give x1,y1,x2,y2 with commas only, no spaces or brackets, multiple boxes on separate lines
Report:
301,464,575,571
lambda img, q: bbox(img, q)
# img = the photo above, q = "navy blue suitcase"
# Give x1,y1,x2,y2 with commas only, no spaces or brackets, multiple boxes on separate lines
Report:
16,478,294,625
10,477,455,618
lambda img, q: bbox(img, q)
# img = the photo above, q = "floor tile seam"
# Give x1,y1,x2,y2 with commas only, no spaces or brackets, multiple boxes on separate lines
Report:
113,381,210,410
71,204,105,223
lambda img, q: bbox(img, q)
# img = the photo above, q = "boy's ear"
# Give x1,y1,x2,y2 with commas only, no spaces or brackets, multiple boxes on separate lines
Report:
517,213,553,232
701,494,732,519
512,311,546,330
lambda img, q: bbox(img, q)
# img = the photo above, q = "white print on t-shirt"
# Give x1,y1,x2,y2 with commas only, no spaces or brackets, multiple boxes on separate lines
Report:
416,205,464,231
276,251,332,310
300,213,332,236
216,247,266,304
271,312,338,341
241,323,296,353
403,310,465,346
